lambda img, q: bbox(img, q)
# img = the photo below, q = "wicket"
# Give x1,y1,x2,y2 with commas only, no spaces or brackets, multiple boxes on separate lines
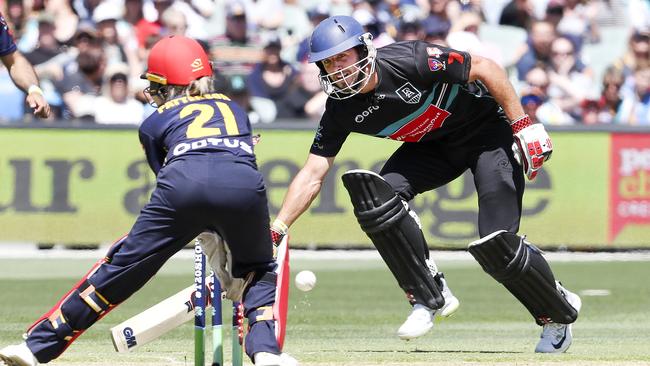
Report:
194,240,244,366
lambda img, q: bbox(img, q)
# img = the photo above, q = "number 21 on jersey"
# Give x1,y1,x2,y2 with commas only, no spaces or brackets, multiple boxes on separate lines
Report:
181,101,240,138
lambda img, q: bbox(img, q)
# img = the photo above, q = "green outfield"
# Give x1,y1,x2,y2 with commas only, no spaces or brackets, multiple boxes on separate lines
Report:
1,254,649,365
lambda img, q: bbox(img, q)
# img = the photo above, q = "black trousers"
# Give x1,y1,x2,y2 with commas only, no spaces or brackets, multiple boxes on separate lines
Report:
380,119,525,237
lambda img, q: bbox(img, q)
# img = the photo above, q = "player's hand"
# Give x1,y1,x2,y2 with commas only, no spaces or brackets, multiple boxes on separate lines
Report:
26,86,51,119
510,115,553,180
270,218,288,253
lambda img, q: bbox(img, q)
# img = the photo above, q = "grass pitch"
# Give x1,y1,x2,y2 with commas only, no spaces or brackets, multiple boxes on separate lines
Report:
1,253,650,365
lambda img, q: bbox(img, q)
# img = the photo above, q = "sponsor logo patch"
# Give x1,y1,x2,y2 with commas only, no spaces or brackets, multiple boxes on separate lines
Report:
447,52,464,65
388,105,450,142
426,47,443,58
396,82,422,104
428,58,445,72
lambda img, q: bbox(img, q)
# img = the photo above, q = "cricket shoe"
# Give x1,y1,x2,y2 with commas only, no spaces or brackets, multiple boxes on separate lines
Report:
397,270,460,340
0,342,38,366
253,352,298,366
535,282,582,353
434,272,460,318
426,259,460,317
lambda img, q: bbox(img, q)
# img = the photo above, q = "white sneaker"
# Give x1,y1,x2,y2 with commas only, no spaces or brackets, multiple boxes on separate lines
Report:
253,352,298,366
436,273,460,318
397,304,435,340
535,282,582,353
0,342,38,366
426,259,460,318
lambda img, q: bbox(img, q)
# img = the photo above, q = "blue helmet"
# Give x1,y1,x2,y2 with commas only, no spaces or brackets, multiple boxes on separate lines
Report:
308,15,377,99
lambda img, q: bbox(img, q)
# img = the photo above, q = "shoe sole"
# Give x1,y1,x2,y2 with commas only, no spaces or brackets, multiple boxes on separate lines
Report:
397,322,434,340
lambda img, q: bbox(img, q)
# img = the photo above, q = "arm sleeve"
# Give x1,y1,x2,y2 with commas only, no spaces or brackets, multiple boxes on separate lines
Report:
138,129,165,175
412,41,471,85
0,14,17,57
308,109,349,157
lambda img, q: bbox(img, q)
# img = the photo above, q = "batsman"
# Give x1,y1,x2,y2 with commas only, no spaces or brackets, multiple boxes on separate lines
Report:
271,15,581,352
0,36,295,366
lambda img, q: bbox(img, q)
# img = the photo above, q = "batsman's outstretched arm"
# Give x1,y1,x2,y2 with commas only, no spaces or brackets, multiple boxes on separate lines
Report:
276,153,335,228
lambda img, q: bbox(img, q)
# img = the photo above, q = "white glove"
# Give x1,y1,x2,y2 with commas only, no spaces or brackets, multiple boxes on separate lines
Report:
196,231,249,302
510,115,553,180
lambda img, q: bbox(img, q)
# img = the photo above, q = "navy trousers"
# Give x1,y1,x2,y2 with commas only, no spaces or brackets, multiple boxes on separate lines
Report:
26,155,279,362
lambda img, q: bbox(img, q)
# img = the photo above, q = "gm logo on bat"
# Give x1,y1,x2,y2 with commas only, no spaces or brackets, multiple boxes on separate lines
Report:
123,327,137,348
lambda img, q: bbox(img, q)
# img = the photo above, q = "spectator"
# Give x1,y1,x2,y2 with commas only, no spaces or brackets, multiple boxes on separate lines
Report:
499,0,534,30
615,66,650,124
296,4,329,63
4,0,27,43
522,65,574,124
160,7,188,37
550,0,602,50
612,27,650,79
422,15,451,46
210,1,263,76
546,35,594,123
95,68,144,125
273,0,311,65
47,0,80,44
24,14,65,118
423,0,453,43
146,0,209,41
593,66,625,124
279,61,327,121
56,43,106,120
218,73,276,124
396,16,424,42
246,34,297,120
92,2,132,69
353,8,395,48
515,20,557,80
447,11,504,66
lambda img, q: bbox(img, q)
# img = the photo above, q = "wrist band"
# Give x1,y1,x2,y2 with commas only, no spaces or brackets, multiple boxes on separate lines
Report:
28,85,44,96
272,219,288,234
510,114,532,134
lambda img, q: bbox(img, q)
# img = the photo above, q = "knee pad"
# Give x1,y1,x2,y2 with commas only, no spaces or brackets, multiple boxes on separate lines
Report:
342,169,444,310
468,230,578,324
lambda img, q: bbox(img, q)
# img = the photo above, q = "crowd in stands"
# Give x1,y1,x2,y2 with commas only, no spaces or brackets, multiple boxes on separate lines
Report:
1,0,649,125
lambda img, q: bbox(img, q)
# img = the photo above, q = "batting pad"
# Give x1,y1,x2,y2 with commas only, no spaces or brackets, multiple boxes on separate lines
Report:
342,169,444,310
468,230,579,325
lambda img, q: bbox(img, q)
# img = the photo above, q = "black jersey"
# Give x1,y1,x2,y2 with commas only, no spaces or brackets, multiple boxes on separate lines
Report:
310,41,503,157
139,93,255,174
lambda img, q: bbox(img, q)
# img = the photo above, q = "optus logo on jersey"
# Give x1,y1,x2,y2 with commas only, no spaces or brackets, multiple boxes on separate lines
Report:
172,137,252,156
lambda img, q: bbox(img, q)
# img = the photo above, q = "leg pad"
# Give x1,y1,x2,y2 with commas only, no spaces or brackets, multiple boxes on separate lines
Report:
342,169,444,309
468,230,578,324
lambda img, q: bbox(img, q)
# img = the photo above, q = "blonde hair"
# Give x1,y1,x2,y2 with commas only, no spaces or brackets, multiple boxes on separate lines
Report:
164,76,214,101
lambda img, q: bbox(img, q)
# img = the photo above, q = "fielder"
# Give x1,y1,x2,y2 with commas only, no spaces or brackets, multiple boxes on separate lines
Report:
271,15,581,352
0,36,295,366
0,11,50,119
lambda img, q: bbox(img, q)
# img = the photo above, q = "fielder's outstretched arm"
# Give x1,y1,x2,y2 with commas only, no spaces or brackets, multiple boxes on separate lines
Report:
276,153,335,228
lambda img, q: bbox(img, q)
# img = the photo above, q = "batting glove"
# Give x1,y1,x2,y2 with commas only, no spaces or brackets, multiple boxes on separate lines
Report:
270,218,288,247
510,115,553,180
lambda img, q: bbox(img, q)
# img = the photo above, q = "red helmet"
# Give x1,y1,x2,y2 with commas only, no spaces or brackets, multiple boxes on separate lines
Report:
143,35,212,86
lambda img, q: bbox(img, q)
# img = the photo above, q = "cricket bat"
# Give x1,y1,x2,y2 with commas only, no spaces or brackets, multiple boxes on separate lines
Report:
110,236,291,353
110,277,213,353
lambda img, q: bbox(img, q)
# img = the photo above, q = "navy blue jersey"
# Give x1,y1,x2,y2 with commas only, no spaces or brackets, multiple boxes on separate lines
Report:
310,41,503,157
139,93,256,174
0,12,17,57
